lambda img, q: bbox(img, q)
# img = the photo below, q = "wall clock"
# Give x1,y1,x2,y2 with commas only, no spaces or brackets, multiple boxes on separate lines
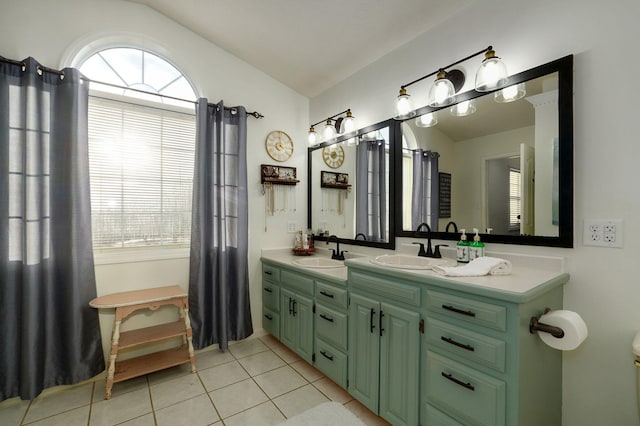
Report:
322,145,345,168
265,130,294,162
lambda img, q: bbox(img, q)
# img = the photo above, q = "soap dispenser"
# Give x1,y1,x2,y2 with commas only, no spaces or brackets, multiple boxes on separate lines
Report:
469,228,485,261
456,229,470,263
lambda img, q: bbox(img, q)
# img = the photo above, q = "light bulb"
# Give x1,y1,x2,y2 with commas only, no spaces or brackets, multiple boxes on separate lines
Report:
341,111,356,134
475,49,509,92
322,119,337,141
494,83,526,103
428,71,455,107
450,100,476,117
308,127,317,145
394,88,416,119
415,112,437,127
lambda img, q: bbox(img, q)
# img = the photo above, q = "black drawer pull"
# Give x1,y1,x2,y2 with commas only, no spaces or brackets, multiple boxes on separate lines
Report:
441,372,475,391
320,350,334,361
264,287,273,293
442,304,476,317
370,308,376,333
319,290,335,299
319,314,334,323
264,314,273,320
441,336,475,352
264,271,273,275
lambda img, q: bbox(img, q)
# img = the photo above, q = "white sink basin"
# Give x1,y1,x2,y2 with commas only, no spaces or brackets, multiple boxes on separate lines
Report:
370,254,455,270
292,257,345,269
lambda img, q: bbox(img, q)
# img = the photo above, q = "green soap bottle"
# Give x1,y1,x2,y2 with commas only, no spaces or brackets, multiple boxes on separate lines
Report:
456,229,470,263
469,228,485,261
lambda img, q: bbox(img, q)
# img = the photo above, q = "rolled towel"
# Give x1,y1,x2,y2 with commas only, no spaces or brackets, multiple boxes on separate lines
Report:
433,256,512,277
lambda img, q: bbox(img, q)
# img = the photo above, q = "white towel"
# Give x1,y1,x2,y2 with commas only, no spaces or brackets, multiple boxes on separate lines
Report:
433,256,512,277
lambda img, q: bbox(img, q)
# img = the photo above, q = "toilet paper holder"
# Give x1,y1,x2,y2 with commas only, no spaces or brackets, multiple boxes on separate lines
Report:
529,308,565,338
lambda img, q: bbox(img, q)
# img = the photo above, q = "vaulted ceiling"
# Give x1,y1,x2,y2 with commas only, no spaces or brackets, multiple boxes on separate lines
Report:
125,0,474,98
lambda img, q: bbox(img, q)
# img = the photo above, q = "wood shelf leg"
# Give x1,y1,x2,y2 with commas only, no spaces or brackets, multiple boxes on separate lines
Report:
183,306,197,373
105,318,122,399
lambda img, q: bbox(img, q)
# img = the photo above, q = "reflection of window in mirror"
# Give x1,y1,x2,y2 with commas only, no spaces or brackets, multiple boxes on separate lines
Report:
509,168,521,231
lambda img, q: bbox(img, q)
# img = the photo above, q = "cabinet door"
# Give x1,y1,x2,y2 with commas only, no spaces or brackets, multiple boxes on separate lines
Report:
295,293,314,363
379,302,420,426
280,288,296,349
348,292,380,414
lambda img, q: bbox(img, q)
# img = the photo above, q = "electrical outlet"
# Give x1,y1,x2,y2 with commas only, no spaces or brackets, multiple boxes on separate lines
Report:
583,219,623,248
287,221,297,233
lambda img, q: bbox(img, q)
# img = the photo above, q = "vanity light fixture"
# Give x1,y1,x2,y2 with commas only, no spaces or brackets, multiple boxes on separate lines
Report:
307,109,355,146
415,112,438,127
494,82,526,103
394,46,509,118
450,99,476,117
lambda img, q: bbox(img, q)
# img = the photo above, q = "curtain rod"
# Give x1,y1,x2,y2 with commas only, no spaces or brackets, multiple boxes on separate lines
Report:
0,56,264,119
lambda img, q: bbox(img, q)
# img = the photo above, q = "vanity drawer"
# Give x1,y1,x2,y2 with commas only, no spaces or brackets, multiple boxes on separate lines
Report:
262,264,281,283
424,403,464,426
262,307,280,339
315,304,347,351
281,270,314,296
426,290,506,332
315,281,348,310
426,318,506,372
315,337,347,388
426,351,505,426
350,271,420,307
262,283,280,312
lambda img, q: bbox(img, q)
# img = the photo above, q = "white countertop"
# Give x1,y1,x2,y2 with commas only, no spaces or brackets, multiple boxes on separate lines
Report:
261,247,569,303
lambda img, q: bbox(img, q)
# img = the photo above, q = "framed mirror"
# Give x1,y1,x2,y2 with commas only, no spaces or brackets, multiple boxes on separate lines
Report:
308,119,400,249
396,55,573,247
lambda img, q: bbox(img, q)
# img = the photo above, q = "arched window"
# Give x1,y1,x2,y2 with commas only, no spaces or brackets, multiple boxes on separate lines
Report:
78,47,197,252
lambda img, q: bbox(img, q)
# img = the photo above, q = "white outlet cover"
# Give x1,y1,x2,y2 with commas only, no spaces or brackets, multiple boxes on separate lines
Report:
583,219,623,248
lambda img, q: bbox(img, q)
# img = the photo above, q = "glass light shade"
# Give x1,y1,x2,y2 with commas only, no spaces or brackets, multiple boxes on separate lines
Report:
394,89,416,119
428,73,455,107
415,112,437,127
340,113,356,134
475,51,509,92
347,137,358,146
308,127,318,145
322,119,337,141
450,100,476,117
494,83,526,103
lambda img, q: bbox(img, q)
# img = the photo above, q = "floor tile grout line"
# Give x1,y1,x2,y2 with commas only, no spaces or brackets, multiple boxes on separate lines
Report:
194,368,224,423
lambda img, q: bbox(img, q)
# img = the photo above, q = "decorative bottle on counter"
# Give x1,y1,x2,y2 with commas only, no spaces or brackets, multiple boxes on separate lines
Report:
456,229,470,263
469,228,485,261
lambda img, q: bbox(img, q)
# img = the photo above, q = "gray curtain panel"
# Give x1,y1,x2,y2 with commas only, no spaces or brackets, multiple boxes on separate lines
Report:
189,99,252,351
355,140,387,242
411,149,440,231
0,57,104,401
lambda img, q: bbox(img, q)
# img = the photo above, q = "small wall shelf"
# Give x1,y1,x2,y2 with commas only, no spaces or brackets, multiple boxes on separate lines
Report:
321,171,351,190
261,164,299,185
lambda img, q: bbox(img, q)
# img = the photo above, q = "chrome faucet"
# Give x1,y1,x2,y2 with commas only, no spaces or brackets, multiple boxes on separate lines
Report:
413,222,434,257
327,235,345,260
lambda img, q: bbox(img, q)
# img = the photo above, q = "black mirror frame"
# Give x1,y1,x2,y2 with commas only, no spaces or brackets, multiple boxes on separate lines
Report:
308,118,400,250
395,55,574,248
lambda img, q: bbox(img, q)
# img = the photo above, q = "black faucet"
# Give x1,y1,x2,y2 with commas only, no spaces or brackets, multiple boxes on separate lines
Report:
413,222,434,257
327,235,345,260
355,233,367,241
445,221,458,233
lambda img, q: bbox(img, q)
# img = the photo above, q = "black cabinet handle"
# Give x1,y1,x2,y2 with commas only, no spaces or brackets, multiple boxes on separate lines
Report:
441,372,475,391
288,298,293,315
370,308,376,333
292,299,297,317
264,314,273,320
264,271,272,275
442,304,476,317
320,350,334,361
319,290,334,299
319,313,334,323
441,336,475,352
264,287,273,293
379,310,385,336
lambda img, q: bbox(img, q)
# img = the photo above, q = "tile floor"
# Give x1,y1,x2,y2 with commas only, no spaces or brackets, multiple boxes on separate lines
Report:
0,333,390,425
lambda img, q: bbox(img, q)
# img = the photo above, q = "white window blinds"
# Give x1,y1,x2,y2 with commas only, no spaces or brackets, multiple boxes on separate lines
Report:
509,168,521,230
88,97,196,249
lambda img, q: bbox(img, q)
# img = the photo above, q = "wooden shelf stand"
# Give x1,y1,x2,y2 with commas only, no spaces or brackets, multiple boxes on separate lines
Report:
90,285,197,399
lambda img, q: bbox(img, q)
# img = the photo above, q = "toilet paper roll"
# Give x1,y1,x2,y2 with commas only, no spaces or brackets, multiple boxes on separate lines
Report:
537,310,588,350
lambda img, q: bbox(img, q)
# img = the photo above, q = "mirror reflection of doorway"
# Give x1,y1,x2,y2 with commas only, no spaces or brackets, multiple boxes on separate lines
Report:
485,143,534,235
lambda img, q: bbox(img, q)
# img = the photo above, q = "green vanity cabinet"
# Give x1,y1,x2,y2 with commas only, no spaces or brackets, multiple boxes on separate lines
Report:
262,264,281,339
315,279,349,388
348,271,421,426
280,269,314,363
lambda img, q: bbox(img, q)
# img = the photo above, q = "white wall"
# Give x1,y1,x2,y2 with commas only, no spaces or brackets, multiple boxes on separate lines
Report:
312,0,640,424
0,0,310,359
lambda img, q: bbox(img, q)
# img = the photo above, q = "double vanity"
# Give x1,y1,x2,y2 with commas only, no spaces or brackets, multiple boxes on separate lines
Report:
261,248,569,426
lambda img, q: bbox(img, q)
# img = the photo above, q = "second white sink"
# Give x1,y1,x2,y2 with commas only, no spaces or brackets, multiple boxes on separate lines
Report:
292,257,345,269
370,254,455,270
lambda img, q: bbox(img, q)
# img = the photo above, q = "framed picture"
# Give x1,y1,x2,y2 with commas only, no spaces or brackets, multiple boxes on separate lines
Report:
439,172,451,218
321,171,351,188
261,164,298,184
